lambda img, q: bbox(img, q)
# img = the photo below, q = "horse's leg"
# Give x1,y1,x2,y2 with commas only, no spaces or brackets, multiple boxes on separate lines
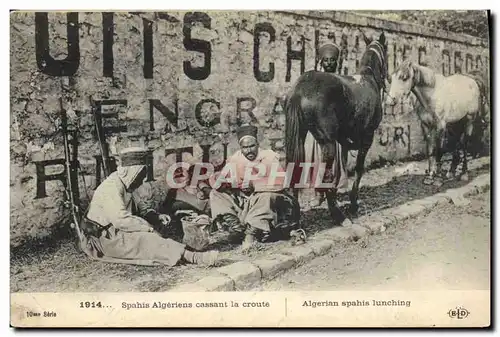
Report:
424,123,443,185
460,119,474,181
349,143,370,215
432,127,445,187
420,121,432,184
447,146,460,180
320,142,346,225
446,121,465,180
422,123,435,184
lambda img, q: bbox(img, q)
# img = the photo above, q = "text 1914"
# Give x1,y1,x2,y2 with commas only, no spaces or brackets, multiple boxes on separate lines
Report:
80,301,103,308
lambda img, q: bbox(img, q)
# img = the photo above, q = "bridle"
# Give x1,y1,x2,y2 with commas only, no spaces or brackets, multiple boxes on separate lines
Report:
366,41,398,103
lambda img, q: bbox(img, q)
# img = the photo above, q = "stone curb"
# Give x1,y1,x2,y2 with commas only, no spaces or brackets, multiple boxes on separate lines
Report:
169,173,490,292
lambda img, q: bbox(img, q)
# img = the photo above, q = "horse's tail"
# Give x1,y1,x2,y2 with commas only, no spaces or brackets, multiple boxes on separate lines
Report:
469,70,490,155
467,69,489,119
284,93,306,186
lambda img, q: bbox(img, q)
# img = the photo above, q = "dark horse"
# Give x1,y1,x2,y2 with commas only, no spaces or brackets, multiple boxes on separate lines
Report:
283,32,388,221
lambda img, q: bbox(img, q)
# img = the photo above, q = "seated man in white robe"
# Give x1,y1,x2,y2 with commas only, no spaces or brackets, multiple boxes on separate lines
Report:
209,125,305,250
80,147,219,266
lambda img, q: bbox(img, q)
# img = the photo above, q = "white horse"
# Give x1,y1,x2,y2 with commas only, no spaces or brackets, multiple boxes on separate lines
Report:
386,60,488,185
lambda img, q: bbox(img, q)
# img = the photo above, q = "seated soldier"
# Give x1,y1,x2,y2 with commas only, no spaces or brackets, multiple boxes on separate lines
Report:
209,124,305,250
162,161,212,217
79,147,219,267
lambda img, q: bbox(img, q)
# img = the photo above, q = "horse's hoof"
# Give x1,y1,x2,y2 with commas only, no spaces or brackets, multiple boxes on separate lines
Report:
342,217,354,227
460,173,470,182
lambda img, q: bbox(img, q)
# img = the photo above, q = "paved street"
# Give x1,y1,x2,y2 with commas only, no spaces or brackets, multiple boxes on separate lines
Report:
253,192,490,291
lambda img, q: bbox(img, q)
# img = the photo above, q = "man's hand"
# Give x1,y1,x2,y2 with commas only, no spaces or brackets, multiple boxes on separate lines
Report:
158,214,171,226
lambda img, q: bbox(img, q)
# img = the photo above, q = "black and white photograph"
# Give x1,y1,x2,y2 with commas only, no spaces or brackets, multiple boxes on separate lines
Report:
9,8,491,328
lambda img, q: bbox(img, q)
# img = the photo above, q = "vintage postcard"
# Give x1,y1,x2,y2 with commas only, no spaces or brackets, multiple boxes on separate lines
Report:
9,9,491,328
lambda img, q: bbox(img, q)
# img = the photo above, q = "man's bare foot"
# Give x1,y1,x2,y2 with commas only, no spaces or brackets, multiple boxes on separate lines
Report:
241,233,257,252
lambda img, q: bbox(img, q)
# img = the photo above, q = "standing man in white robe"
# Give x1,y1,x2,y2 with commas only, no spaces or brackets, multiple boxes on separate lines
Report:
304,42,349,207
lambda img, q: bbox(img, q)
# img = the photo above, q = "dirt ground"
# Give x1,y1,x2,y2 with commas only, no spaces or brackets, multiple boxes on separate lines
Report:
253,192,490,291
10,156,490,293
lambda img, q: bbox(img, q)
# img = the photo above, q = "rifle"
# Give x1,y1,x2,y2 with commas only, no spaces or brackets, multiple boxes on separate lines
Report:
90,96,112,178
60,98,85,243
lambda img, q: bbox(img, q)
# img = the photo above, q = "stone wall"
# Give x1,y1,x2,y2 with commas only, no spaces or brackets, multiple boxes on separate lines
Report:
10,10,489,248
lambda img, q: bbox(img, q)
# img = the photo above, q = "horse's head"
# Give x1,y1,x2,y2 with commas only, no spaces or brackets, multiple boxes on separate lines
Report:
359,31,388,91
386,60,418,106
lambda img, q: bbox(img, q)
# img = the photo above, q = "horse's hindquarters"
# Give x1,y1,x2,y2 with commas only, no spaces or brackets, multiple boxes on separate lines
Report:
437,76,482,124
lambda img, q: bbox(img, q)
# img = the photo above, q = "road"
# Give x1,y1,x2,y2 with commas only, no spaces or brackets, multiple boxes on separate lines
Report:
252,192,490,291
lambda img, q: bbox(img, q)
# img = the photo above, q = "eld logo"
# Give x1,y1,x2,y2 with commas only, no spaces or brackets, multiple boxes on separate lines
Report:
448,307,470,319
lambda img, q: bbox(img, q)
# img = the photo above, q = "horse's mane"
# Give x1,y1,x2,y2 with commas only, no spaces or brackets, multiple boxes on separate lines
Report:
357,41,387,87
397,60,436,87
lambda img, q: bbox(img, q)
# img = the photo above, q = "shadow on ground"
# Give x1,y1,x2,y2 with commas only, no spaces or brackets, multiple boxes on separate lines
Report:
299,161,490,237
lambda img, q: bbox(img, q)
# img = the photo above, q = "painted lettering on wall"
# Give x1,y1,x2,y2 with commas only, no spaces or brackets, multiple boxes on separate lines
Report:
195,99,221,127
476,55,484,70
183,12,212,80
378,125,411,153
102,12,114,78
454,51,462,73
33,11,487,84
33,138,235,199
25,12,489,200
418,46,427,65
149,99,179,132
442,50,451,76
34,159,68,199
32,93,265,199
236,97,258,125
92,100,128,138
143,18,154,79
339,33,348,75
35,12,80,76
285,35,305,82
253,22,275,82
465,53,474,73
